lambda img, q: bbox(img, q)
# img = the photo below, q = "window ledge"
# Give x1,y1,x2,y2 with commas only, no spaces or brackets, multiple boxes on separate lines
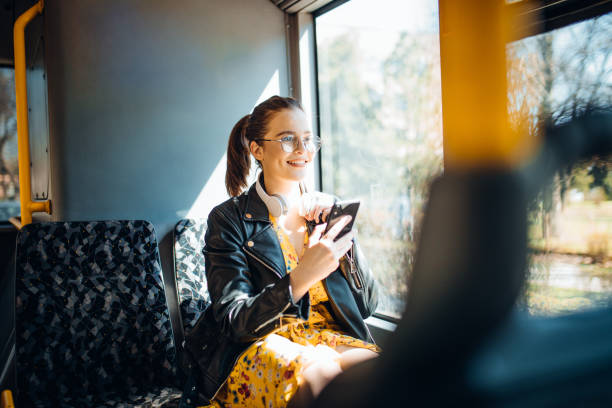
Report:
365,315,397,347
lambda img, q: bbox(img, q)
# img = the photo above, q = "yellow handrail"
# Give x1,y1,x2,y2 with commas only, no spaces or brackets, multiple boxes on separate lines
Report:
439,0,537,170
13,0,50,227
1,390,14,408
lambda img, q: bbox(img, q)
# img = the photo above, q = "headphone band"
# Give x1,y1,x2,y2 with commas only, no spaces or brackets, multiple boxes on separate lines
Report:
256,173,288,217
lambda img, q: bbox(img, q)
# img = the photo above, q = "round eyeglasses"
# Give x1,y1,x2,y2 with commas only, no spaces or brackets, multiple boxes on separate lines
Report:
254,134,322,153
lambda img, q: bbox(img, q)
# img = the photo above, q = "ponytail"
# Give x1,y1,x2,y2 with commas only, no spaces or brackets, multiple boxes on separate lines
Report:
225,115,251,197
224,96,304,197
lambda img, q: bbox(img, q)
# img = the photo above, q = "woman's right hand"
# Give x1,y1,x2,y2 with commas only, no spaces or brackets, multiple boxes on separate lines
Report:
289,215,354,301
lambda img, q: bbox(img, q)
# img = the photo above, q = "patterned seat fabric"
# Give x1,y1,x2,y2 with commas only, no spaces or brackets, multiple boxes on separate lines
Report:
173,219,209,332
61,386,182,408
15,221,181,407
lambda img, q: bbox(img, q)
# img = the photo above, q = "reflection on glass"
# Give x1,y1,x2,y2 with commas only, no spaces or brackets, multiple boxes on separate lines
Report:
508,14,612,315
0,68,20,220
315,0,443,318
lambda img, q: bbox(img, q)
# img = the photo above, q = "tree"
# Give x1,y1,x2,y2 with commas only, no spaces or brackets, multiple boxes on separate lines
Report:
0,69,19,201
508,15,612,248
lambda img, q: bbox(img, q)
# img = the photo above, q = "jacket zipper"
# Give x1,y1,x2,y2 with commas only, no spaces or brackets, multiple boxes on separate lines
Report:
243,245,283,279
243,245,299,330
346,248,364,290
253,302,294,333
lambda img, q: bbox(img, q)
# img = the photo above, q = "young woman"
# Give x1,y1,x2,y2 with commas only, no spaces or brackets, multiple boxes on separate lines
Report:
188,96,379,408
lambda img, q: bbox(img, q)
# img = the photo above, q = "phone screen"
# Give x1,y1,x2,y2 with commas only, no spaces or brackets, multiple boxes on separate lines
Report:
323,200,360,241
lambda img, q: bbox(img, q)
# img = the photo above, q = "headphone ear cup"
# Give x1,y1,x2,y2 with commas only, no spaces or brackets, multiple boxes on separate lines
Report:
266,195,283,217
272,194,288,216
256,175,287,217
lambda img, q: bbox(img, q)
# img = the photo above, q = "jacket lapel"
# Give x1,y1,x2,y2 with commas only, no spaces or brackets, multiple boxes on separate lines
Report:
243,184,287,277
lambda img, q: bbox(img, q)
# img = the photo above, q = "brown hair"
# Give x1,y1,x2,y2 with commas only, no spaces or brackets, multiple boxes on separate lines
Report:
225,95,303,196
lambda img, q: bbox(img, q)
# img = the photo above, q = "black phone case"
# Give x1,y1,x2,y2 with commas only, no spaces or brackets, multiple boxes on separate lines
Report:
324,200,360,240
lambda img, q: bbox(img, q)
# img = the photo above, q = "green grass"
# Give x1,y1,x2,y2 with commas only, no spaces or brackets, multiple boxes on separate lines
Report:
524,281,612,316
529,200,612,257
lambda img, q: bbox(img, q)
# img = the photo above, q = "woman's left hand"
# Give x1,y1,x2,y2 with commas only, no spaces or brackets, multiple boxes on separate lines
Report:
301,192,334,223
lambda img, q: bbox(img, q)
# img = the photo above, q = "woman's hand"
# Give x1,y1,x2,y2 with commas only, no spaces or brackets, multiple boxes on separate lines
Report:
289,215,354,301
300,192,335,223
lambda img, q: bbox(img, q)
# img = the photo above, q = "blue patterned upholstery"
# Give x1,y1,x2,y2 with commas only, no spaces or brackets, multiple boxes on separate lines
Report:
15,221,182,407
173,219,209,332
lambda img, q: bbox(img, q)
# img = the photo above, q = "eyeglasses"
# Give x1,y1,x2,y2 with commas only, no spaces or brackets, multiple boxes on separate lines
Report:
254,134,322,153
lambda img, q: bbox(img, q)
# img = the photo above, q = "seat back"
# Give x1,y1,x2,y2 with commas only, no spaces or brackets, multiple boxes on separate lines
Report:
173,219,209,332
15,220,178,406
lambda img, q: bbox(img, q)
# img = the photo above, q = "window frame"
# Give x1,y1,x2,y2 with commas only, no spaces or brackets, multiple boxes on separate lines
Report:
309,0,444,321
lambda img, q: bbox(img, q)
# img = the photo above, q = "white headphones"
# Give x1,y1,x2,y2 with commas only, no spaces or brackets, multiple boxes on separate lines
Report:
256,173,288,217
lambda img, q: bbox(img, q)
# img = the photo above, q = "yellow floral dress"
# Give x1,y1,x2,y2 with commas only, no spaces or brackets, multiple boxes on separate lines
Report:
204,215,379,408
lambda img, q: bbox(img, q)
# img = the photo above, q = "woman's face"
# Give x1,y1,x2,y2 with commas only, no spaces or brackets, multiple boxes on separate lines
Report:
250,108,314,183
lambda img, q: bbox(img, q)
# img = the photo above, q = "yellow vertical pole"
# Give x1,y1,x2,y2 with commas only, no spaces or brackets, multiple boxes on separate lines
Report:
438,0,527,170
1,390,14,408
13,0,50,226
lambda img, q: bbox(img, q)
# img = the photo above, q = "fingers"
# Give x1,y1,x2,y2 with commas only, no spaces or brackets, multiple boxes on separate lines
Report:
306,204,325,223
305,204,331,223
308,223,326,247
301,193,334,222
333,231,354,258
300,194,314,218
323,215,352,241
321,207,332,223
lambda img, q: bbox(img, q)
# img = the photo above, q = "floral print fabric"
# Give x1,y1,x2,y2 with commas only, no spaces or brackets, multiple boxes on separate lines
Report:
205,215,379,408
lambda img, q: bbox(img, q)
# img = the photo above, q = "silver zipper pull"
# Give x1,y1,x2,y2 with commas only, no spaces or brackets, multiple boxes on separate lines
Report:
348,248,363,289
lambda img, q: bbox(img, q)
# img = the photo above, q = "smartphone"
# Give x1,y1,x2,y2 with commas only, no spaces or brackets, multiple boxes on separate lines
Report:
323,200,360,241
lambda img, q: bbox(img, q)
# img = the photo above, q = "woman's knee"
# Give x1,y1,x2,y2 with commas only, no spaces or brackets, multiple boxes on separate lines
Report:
301,359,342,396
337,347,379,371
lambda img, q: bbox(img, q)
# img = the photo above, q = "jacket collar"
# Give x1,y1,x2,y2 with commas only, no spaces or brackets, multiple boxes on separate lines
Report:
243,182,271,222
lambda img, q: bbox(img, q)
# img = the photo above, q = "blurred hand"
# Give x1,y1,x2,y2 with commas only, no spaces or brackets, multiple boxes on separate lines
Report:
300,192,335,223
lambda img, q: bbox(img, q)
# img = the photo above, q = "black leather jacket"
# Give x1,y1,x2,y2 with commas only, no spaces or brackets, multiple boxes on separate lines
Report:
185,183,379,402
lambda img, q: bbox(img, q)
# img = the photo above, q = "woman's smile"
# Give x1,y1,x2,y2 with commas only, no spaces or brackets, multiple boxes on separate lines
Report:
287,159,309,167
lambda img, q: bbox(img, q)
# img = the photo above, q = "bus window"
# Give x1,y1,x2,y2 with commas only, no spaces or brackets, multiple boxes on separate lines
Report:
507,13,612,315
315,0,443,319
0,67,19,221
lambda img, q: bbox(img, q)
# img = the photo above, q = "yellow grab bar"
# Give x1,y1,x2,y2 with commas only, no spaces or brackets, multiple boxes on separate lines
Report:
14,0,50,227
1,390,14,408
438,0,537,170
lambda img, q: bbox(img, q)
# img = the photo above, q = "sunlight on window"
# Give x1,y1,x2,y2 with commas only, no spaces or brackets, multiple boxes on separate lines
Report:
316,0,443,318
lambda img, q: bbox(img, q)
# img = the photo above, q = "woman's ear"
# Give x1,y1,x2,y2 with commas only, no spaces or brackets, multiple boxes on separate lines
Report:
250,140,264,162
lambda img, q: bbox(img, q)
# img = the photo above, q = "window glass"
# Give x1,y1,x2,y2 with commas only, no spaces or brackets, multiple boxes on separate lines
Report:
0,67,20,220
315,0,443,318
507,14,612,315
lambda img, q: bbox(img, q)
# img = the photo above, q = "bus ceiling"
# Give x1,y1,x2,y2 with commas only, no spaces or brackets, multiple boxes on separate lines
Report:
508,0,612,42
268,0,612,41
1,0,612,65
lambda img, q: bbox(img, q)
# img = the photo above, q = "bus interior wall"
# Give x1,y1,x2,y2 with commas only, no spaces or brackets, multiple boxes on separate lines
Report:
2,0,292,391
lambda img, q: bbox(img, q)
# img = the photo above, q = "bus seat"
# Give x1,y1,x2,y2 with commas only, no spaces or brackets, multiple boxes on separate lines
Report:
15,221,182,407
173,219,209,332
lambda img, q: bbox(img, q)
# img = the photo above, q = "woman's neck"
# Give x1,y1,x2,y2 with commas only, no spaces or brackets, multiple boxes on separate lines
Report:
263,175,301,208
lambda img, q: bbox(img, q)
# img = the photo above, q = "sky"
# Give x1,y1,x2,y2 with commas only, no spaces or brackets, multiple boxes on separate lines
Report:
315,0,441,91
316,0,439,34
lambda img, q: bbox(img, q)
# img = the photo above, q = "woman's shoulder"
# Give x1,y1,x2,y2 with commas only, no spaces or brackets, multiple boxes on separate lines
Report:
208,193,247,223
